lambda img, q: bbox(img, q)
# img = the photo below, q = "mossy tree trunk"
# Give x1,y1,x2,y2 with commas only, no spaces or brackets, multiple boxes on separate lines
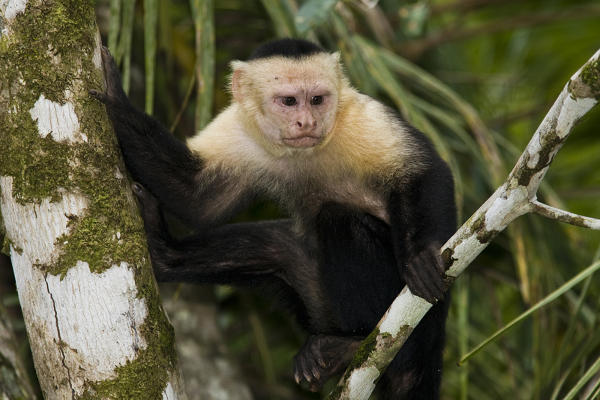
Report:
0,1,186,399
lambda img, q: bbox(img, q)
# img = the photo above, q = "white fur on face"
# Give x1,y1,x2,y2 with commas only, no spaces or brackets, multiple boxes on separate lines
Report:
231,53,342,153
187,52,426,223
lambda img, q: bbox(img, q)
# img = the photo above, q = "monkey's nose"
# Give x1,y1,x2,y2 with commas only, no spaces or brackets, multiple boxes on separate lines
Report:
296,120,317,129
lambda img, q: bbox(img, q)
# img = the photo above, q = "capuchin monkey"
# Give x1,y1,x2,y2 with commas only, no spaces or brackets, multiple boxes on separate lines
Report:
91,38,456,399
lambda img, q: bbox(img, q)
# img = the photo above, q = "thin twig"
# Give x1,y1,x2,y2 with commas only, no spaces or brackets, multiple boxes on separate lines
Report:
530,200,600,230
169,73,196,134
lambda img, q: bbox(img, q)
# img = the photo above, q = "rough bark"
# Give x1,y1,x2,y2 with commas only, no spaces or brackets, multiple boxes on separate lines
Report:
328,49,600,399
0,1,186,399
161,284,254,400
0,299,37,399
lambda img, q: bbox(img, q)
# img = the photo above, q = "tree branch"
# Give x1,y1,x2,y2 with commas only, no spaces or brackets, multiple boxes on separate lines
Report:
327,48,600,400
530,200,600,230
401,5,600,60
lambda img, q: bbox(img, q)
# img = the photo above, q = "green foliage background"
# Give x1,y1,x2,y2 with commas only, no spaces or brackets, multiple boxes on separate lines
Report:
4,0,600,399
98,1,600,399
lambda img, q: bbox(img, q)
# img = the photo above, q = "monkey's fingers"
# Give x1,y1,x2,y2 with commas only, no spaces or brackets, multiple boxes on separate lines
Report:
90,46,128,107
405,247,445,303
132,183,158,212
88,89,108,103
293,350,326,391
293,356,310,385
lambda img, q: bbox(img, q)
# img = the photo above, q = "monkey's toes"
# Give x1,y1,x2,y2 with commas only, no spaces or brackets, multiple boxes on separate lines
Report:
131,182,159,210
293,353,328,392
131,182,146,196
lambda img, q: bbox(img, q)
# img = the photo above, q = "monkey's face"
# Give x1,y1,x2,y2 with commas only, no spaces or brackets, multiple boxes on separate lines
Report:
257,79,338,149
231,53,342,151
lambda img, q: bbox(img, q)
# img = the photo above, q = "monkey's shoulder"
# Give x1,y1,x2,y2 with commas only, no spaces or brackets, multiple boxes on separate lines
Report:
332,90,433,178
187,105,266,169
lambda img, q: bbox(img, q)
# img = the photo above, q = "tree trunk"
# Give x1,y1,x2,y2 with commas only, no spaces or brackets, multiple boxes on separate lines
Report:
0,1,186,399
0,299,37,399
161,284,253,400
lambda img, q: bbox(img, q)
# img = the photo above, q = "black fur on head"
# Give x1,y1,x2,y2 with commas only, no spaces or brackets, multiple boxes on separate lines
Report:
248,38,326,61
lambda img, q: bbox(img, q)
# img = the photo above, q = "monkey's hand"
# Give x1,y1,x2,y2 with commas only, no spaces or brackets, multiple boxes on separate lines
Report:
130,182,173,281
90,44,203,224
293,334,361,392
89,46,130,110
404,242,447,304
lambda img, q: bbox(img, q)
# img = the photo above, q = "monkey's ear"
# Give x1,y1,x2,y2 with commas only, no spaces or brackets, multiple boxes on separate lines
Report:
230,60,247,103
330,51,342,64
329,52,344,85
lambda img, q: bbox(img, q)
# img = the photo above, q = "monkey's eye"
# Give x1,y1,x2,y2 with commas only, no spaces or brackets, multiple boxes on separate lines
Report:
310,96,324,105
281,96,297,106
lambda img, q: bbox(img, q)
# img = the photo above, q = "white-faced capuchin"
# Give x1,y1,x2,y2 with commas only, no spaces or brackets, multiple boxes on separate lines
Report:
91,38,456,399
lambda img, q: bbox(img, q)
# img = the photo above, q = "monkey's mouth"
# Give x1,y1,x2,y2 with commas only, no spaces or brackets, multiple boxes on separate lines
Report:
282,135,321,148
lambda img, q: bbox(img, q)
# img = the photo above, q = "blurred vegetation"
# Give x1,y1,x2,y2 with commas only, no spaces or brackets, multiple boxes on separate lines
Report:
2,0,600,399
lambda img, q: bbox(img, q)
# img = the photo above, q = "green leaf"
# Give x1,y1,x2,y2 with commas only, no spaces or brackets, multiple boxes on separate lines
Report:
190,0,215,130
118,0,136,94
144,0,158,114
459,260,600,366
107,0,121,54
562,355,600,400
261,0,297,38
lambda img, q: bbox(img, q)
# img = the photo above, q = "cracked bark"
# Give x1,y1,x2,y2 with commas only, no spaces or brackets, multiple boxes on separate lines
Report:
0,2,186,399
43,275,76,398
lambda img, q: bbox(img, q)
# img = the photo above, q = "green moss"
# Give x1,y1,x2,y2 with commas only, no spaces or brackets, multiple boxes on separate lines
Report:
346,328,379,373
328,327,415,399
1,240,11,256
1,1,178,397
328,330,381,400
579,59,600,99
0,0,147,276
78,267,177,400
0,210,5,254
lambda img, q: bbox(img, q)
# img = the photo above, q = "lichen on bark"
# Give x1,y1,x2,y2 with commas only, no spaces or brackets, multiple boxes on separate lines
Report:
573,59,600,99
0,0,147,276
0,1,180,397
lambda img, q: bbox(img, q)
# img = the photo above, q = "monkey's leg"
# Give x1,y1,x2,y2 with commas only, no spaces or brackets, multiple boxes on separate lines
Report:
293,302,449,398
132,183,300,285
293,334,362,391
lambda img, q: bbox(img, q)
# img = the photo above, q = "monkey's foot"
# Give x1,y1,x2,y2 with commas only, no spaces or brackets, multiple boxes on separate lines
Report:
293,335,361,392
89,46,129,107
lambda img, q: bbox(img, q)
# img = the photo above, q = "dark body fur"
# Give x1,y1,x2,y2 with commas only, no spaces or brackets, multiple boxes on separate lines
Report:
92,39,456,399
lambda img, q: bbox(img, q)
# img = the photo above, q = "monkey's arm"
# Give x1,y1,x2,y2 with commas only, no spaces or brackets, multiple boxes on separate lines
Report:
91,47,249,227
132,183,298,284
388,161,456,304
135,183,358,390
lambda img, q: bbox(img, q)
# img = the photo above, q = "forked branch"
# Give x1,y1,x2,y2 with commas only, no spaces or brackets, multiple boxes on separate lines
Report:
328,49,600,400
530,200,600,230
